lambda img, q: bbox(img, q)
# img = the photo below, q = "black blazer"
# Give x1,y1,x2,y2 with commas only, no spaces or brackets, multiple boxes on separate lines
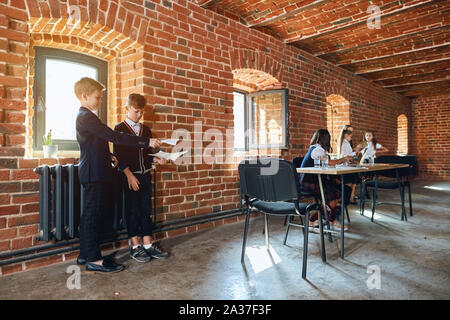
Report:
76,107,150,184
113,121,157,174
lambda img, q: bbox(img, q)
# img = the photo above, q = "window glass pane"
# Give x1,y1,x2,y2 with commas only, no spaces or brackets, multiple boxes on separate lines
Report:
45,59,97,140
250,93,284,147
233,92,246,149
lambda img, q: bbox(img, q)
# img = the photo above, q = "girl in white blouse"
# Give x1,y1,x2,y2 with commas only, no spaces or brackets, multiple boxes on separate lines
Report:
337,129,362,204
362,131,389,159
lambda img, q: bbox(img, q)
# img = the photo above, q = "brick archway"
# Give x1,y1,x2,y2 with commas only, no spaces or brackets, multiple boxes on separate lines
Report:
230,48,284,85
0,0,153,157
326,94,350,153
324,79,351,103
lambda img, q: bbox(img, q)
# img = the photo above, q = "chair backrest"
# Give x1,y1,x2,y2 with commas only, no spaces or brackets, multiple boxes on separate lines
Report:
292,157,304,169
375,155,414,178
238,158,299,202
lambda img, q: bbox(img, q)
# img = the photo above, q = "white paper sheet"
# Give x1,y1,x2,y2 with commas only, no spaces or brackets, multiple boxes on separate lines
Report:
149,150,188,161
161,139,179,146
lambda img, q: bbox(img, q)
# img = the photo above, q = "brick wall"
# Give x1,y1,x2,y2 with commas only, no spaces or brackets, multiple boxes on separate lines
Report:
0,0,413,275
411,94,450,180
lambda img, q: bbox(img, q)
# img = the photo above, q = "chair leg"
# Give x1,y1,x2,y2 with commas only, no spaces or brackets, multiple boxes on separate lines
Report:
283,215,288,226
302,210,310,279
264,214,269,250
371,187,377,222
299,216,305,236
361,184,366,216
359,181,364,215
241,209,251,263
400,185,407,221
345,205,350,224
283,215,293,245
407,182,413,217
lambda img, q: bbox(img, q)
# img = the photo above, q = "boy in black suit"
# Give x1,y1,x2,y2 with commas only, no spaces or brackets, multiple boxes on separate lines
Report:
75,78,161,273
114,94,168,263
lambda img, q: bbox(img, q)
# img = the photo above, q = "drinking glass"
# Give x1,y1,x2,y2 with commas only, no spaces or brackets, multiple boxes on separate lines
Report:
314,158,320,168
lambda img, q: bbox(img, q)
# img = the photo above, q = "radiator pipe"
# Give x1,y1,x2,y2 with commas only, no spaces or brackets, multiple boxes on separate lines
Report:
0,208,250,267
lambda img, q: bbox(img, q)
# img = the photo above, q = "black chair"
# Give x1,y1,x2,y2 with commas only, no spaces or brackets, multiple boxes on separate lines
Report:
238,158,318,279
361,155,413,222
293,156,350,225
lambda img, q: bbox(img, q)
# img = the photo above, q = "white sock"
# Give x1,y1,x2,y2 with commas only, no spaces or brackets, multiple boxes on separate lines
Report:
143,244,152,249
132,245,140,249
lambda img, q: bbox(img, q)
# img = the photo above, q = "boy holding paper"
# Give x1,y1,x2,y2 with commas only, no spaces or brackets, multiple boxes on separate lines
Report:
113,93,168,262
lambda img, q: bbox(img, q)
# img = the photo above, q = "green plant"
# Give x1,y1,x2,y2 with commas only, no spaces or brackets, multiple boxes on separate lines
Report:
43,129,52,146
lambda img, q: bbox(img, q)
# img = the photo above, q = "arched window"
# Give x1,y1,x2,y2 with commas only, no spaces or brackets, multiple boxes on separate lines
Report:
397,114,408,155
232,69,288,150
33,47,108,151
326,94,350,154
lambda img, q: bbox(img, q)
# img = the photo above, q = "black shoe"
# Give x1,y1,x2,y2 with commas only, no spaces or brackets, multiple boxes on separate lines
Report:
130,246,151,263
144,244,168,259
76,256,86,265
85,261,124,273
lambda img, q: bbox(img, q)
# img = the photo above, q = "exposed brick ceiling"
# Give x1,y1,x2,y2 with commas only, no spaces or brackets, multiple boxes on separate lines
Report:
197,0,450,98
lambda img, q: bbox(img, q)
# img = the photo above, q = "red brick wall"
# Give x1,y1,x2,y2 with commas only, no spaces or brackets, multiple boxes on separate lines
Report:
411,94,450,180
0,0,413,275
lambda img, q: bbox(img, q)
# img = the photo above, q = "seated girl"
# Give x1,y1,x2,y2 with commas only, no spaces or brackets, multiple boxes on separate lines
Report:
337,128,361,204
300,129,353,230
362,130,389,160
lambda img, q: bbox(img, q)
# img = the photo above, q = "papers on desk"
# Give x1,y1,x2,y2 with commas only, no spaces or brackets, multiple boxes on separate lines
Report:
149,150,187,161
334,165,369,170
161,139,179,146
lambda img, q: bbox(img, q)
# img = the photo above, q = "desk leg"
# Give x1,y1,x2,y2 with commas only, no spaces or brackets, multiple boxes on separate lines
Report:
340,174,345,259
317,174,327,263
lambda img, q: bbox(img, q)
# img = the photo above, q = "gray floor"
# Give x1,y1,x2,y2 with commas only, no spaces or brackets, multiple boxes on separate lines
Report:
0,179,449,300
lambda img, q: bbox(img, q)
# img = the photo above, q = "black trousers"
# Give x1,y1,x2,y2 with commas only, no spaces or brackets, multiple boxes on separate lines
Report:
123,172,153,238
79,182,110,262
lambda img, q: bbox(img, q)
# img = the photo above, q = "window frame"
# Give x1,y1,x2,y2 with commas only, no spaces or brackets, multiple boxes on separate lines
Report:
33,47,108,151
233,90,249,151
233,88,289,151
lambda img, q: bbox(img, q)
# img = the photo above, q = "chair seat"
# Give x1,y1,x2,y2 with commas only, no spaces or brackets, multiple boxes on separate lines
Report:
365,180,401,189
299,191,315,198
251,200,309,215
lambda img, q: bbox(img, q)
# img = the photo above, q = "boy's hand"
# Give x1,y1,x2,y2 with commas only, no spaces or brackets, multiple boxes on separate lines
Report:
154,157,168,165
127,173,140,191
149,138,161,149
111,155,118,168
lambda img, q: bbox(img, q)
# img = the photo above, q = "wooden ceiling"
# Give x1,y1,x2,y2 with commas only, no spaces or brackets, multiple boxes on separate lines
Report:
197,0,450,98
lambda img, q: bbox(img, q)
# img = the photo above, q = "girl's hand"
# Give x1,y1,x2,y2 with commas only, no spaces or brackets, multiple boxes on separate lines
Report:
354,144,363,153
127,174,140,191
345,156,355,164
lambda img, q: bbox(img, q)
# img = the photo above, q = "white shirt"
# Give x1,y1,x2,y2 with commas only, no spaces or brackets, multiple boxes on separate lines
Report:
341,139,355,157
311,144,327,160
125,118,141,136
364,142,382,158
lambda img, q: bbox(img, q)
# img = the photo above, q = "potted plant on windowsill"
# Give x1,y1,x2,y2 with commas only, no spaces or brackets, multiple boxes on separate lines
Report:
43,129,58,158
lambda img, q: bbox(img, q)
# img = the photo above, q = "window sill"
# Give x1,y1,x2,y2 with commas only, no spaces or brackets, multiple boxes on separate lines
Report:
31,150,80,159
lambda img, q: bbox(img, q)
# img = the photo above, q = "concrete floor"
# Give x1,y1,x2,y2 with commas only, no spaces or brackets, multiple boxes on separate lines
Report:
0,179,449,300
